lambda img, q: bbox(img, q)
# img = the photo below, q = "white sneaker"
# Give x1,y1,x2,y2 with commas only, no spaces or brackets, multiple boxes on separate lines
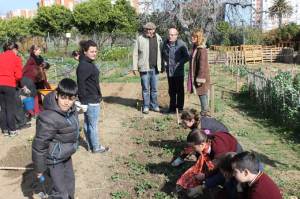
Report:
171,157,184,167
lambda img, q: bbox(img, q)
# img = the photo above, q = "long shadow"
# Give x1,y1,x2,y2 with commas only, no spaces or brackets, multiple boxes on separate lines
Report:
21,163,52,199
250,150,298,170
231,92,300,143
103,96,141,108
145,161,194,198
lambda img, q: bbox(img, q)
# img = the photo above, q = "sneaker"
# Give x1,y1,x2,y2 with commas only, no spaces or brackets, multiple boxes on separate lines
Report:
92,146,109,153
9,130,18,137
143,107,149,114
2,130,9,136
151,107,160,112
171,157,184,167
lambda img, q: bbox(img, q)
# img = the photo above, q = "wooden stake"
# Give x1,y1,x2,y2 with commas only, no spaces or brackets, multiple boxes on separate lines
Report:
210,84,215,116
0,166,33,171
176,108,180,125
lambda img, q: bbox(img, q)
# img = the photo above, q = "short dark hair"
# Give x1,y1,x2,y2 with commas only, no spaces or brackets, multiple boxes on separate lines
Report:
231,151,260,174
186,129,208,145
79,40,97,54
56,78,78,97
3,41,19,51
181,109,200,128
218,152,236,173
71,50,80,57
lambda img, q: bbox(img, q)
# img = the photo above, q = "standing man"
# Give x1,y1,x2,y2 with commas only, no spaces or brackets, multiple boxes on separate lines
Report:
162,28,189,113
133,22,163,114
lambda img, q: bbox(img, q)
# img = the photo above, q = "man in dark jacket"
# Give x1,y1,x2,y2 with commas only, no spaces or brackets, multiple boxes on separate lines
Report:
162,27,189,113
32,78,79,199
76,40,108,153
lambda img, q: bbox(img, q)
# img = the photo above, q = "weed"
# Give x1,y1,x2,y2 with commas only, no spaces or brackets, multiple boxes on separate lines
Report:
125,160,147,176
134,180,158,197
236,128,249,137
111,191,130,199
153,191,174,199
131,137,145,144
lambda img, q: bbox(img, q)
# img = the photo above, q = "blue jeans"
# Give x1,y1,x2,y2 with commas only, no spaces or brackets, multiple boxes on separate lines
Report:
140,68,159,109
199,94,209,113
83,103,101,150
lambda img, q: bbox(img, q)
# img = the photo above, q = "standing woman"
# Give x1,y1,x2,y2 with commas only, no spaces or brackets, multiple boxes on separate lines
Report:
23,45,44,115
0,42,23,136
76,40,109,153
187,29,210,116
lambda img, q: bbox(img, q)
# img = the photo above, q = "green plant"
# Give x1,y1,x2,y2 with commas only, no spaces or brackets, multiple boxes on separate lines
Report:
134,180,158,197
153,192,173,199
125,160,147,176
111,191,130,199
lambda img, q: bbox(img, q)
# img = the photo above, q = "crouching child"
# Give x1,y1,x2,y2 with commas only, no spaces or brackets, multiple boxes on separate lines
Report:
231,151,282,199
32,78,79,199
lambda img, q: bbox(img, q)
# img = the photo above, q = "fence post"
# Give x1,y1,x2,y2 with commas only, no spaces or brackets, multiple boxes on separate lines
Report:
236,68,240,92
210,84,215,116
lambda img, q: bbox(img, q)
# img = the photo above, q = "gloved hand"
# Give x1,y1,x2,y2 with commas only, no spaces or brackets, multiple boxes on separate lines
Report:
171,157,184,167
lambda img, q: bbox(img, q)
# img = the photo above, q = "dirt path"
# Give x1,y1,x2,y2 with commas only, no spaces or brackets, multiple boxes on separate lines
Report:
0,82,148,199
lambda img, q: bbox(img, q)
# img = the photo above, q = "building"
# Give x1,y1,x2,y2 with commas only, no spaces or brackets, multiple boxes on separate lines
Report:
39,0,75,10
252,0,300,31
6,9,36,19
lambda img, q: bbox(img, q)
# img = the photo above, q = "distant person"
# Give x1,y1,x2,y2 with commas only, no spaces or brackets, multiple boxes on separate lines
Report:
162,27,189,113
187,29,210,116
32,78,79,199
133,22,163,114
35,61,51,90
72,50,80,61
76,40,109,153
0,41,23,136
23,45,45,115
232,151,282,199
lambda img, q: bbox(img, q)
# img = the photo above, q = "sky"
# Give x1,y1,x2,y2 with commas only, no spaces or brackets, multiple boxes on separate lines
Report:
0,0,38,15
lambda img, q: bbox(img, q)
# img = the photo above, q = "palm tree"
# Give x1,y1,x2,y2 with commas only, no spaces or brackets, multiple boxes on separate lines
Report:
269,0,293,28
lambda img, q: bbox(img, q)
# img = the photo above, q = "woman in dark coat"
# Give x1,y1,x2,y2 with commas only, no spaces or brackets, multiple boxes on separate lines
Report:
187,29,210,116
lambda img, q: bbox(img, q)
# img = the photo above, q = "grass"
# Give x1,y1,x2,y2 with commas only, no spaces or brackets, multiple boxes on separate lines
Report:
106,64,299,198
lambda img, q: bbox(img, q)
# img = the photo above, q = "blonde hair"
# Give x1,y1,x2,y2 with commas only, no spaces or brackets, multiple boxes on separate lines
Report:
192,29,205,47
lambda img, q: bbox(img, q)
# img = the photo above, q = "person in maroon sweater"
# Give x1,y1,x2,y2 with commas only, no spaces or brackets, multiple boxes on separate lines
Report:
171,108,230,167
231,151,282,199
0,42,23,136
184,129,242,197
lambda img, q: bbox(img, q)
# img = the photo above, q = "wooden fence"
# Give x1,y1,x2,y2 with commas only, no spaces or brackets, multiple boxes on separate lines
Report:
208,45,285,65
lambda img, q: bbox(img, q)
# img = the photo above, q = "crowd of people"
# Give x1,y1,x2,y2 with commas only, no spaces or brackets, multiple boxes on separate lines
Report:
0,21,283,199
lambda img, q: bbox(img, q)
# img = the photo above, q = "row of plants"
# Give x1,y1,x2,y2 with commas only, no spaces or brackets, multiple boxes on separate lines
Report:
246,70,300,130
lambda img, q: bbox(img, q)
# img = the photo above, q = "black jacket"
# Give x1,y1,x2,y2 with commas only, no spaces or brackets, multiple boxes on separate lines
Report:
201,116,229,133
76,55,102,104
161,39,189,77
32,92,79,173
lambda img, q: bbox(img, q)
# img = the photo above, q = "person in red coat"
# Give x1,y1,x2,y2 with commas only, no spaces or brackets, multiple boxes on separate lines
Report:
0,42,22,136
231,151,282,199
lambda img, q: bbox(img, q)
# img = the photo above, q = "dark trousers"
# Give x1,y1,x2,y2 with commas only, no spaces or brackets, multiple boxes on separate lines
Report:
168,76,184,110
0,86,17,131
49,158,75,199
